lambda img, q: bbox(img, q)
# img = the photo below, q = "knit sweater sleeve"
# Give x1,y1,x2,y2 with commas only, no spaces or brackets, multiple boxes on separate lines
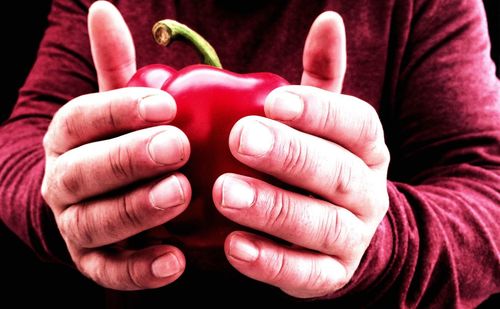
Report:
334,0,500,307
0,0,96,263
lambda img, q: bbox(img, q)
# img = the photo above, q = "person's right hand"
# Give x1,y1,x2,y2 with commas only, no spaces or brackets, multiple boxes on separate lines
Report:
41,1,191,290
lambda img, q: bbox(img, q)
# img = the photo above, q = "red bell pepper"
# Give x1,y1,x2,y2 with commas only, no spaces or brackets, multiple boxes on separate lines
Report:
128,20,289,248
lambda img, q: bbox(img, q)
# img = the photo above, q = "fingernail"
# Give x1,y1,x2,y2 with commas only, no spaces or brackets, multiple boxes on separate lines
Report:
221,176,255,209
148,131,184,165
238,121,274,156
268,91,303,121
229,235,259,262
149,175,185,210
151,253,181,278
139,94,175,122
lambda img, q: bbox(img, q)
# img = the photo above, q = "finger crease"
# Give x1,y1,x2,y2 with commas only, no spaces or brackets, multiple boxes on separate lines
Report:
107,101,119,129
126,256,144,289
270,252,288,284
320,97,338,133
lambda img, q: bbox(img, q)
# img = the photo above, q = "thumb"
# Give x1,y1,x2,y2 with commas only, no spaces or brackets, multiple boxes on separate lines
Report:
88,1,136,91
301,11,346,93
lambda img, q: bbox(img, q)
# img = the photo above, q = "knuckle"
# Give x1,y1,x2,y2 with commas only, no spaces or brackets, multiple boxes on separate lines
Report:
40,175,55,208
379,192,389,215
368,181,390,221
42,132,52,152
358,105,390,167
116,193,143,230
74,209,96,248
266,250,289,284
57,158,84,197
108,144,136,180
318,95,339,133
280,136,311,175
263,191,295,230
330,156,369,199
330,159,356,195
85,257,118,290
319,208,346,253
40,179,49,202
92,266,110,288
74,257,91,280
62,116,80,142
57,103,83,142
127,256,147,290
337,262,352,289
74,253,121,290
104,98,120,130
379,143,391,165
304,261,335,294
56,211,71,239
358,105,380,144
331,271,350,292
59,206,95,247
319,208,366,256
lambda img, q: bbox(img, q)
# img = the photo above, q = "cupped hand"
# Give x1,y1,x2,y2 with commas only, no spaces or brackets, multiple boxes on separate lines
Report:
41,1,191,290
213,12,390,298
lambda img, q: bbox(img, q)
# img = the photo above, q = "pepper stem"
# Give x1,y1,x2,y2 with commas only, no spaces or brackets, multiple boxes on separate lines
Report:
153,20,222,69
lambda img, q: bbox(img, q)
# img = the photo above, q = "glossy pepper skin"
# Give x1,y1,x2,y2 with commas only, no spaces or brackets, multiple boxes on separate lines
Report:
127,20,289,248
128,64,175,89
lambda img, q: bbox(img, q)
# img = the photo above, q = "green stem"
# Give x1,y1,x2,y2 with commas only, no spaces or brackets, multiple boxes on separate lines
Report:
152,19,222,69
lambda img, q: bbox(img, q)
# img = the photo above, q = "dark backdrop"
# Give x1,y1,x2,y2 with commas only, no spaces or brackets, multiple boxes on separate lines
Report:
0,1,103,306
0,1,498,307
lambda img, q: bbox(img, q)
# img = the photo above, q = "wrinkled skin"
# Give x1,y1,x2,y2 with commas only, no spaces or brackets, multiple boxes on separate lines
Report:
41,1,389,298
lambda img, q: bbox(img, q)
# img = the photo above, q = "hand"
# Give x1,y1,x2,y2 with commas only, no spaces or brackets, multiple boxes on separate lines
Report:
213,12,390,298
41,2,191,290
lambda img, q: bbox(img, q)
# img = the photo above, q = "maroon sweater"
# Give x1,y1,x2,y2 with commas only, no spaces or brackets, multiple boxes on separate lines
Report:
1,0,499,307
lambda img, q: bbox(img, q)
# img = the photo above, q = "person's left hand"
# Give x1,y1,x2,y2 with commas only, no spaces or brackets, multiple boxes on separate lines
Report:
212,12,390,298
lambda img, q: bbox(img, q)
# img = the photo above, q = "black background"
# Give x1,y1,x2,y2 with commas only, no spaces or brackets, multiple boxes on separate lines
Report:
0,1,498,307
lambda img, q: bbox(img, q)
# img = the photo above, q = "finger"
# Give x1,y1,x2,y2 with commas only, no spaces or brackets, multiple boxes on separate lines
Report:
225,232,349,298
88,1,136,91
213,174,367,259
301,11,346,93
44,87,176,156
46,126,190,209
265,86,390,169
228,116,383,217
58,173,191,248
77,245,185,290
